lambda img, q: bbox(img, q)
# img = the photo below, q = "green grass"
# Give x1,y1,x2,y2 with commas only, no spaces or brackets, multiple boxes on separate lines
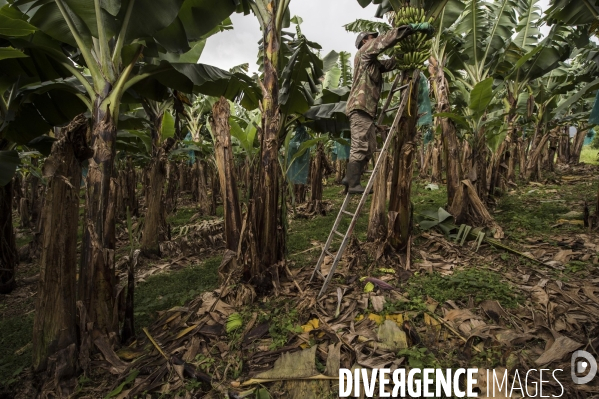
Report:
580,145,599,165
495,195,571,239
15,233,32,249
405,268,522,308
134,256,221,329
0,314,33,387
167,207,199,227
167,204,224,227
412,181,448,214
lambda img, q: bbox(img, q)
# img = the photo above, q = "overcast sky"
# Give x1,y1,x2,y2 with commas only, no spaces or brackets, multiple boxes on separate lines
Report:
201,0,551,74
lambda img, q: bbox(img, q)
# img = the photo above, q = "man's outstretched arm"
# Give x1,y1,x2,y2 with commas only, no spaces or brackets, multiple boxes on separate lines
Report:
360,26,414,58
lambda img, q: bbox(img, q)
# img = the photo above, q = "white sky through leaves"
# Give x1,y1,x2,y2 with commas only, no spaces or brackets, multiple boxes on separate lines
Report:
201,0,551,74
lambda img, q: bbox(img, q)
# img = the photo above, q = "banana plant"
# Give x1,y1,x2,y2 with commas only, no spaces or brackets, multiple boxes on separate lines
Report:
426,0,464,206
545,0,599,28
0,16,86,295
244,1,330,286
1,0,253,338
302,50,352,135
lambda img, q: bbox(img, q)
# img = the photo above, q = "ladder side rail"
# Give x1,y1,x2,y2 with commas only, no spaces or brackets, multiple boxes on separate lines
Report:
317,232,354,298
309,193,352,282
376,72,403,126
316,87,410,298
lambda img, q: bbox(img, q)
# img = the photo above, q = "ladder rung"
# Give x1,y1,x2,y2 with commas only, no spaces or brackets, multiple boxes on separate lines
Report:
333,230,344,238
385,104,401,113
373,148,383,153
392,83,409,93
325,249,334,257
364,170,374,174
342,210,355,217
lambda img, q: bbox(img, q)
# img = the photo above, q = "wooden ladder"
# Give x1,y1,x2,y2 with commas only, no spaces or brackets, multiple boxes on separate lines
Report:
309,72,411,298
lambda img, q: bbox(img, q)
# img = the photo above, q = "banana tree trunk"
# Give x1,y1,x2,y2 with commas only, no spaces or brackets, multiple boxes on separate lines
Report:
141,138,174,257
191,160,199,202
294,184,307,204
179,162,188,194
461,141,471,179
519,137,528,180
127,158,138,216
367,153,389,242
387,70,420,258
197,160,211,214
472,130,489,201
211,97,242,251
13,174,22,211
488,142,506,198
546,136,558,171
557,127,570,165
431,140,441,183
117,158,138,220
335,160,346,184
247,11,285,289
0,177,17,294
525,127,552,180
419,142,431,178
570,128,587,164
428,57,460,206
165,161,179,214
210,166,218,215
28,158,42,228
308,142,329,215
19,197,30,229
33,115,91,377
79,103,119,335
507,140,518,183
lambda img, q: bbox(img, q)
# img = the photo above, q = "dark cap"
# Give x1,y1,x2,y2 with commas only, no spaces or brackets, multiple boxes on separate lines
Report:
355,31,379,49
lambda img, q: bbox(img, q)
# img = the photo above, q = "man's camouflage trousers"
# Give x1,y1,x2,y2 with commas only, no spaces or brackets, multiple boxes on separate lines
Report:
349,110,377,163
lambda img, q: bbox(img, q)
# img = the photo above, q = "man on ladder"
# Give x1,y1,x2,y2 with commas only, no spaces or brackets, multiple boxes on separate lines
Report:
343,23,433,194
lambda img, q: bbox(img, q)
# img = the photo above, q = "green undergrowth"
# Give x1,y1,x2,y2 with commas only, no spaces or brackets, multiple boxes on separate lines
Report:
167,207,199,227
167,204,224,228
134,256,221,329
495,178,597,240
580,145,599,165
256,299,302,350
0,314,33,387
412,181,448,214
404,268,522,309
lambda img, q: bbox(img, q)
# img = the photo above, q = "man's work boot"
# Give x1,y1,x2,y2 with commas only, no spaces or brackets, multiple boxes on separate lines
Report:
341,161,356,188
341,172,350,187
345,160,372,194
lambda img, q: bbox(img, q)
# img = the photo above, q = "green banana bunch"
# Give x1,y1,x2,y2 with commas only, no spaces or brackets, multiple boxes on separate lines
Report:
226,312,243,333
393,6,435,70
394,6,434,26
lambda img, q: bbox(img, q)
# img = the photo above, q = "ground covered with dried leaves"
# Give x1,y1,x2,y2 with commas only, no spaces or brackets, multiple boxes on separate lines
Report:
2,163,598,398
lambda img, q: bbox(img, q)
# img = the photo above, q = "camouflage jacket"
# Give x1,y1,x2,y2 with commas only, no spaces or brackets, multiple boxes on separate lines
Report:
346,26,413,118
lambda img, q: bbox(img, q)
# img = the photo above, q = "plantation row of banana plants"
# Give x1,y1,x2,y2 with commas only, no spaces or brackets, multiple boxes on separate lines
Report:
0,0,598,394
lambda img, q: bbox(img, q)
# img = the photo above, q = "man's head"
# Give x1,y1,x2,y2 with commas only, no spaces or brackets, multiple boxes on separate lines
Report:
355,31,379,50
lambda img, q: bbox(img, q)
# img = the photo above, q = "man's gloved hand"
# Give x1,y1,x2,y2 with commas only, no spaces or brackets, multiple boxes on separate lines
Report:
409,22,434,34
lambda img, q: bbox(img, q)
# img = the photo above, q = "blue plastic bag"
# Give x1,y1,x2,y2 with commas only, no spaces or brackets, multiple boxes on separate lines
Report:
287,126,311,184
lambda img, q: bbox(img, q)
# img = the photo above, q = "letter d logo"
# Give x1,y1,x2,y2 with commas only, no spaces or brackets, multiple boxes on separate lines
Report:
571,350,597,385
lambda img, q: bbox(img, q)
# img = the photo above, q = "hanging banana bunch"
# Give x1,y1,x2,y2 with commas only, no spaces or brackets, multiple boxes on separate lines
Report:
393,7,434,70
